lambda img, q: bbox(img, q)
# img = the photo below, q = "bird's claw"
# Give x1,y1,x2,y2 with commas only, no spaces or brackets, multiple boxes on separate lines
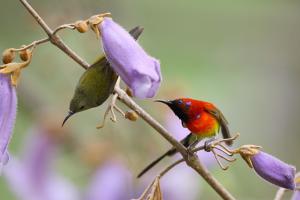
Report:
205,133,240,170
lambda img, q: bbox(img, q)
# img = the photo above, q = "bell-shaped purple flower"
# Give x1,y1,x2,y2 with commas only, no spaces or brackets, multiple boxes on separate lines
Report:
250,151,296,190
3,126,79,200
85,160,133,200
291,175,300,200
0,74,17,167
98,17,162,99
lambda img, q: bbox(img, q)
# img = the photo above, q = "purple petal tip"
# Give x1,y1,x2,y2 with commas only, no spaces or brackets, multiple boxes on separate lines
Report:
0,74,17,166
99,18,162,99
251,151,296,190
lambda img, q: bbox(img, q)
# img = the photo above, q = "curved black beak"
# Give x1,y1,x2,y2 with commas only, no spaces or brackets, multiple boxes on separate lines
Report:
62,111,74,127
154,99,172,106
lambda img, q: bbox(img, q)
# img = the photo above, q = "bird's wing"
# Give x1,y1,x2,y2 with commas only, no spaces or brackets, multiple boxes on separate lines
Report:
204,106,232,145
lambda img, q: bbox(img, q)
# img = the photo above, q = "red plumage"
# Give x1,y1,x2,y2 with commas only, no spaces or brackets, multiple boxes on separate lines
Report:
137,98,232,178
161,98,231,142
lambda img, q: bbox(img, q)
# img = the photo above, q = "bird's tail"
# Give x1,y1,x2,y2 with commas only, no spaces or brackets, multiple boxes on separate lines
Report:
219,114,233,146
137,133,194,178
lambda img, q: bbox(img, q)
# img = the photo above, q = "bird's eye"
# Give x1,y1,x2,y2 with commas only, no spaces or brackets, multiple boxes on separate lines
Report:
80,105,85,110
177,99,183,104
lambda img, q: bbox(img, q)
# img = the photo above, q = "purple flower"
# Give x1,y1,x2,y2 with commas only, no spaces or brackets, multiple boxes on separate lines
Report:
161,164,201,200
291,176,300,200
98,17,162,99
0,74,17,167
3,126,79,200
250,151,296,190
85,160,133,200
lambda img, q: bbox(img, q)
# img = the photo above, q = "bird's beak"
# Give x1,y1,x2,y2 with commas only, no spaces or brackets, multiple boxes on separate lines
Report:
154,99,172,106
62,111,75,127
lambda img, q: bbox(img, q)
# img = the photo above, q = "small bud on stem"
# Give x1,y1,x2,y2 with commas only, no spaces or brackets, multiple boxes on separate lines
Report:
74,20,89,33
125,110,138,121
2,48,15,64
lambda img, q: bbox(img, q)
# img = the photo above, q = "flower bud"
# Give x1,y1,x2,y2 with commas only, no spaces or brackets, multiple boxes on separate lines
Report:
251,151,296,190
19,46,30,61
237,145,296,190
98,18,161,98
2,48,15,64
75,20,89,33
125,87,133,97
125,111,138,121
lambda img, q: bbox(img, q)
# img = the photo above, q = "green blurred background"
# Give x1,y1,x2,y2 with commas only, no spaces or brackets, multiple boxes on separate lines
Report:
1,0,300,199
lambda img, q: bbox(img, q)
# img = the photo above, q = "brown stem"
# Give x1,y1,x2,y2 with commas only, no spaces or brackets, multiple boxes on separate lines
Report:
19,0,53,35
12,38,50,51
158,158,185,178
114,87,188,157
19,0,89,69
18,0,235,199
115,87,235,200
273,188,287,200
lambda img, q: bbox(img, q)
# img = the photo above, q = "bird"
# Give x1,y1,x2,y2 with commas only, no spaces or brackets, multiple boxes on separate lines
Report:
62,26,143,126
137,98,232,178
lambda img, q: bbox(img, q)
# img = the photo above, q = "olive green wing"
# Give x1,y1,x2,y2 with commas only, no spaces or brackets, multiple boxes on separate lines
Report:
204,106,232,145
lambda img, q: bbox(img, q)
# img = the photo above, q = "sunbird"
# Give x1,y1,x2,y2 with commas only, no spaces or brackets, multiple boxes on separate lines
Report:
62,26,144,126
137,98,232,177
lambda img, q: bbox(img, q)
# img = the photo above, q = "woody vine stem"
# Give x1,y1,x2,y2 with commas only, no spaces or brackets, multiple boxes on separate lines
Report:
18,0,235,199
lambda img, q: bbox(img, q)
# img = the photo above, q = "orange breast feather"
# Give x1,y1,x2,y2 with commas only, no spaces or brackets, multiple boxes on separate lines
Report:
186,112,219,137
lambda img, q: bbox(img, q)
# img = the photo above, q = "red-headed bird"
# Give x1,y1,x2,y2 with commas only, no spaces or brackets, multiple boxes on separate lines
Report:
137,98,232,178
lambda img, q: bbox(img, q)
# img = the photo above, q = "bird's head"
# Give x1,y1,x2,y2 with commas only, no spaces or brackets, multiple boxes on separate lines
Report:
155,99,191,122
62,91,95,127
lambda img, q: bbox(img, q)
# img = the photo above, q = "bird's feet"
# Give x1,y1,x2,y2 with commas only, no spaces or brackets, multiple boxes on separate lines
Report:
186,145,199,162
204,137,217,152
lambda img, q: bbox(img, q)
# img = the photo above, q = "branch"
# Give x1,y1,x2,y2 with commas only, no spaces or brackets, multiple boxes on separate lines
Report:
114,86,188,157
19,0,89,69
115,87,236,200
273,188,286,200
158,158,184,178
18,1,235,199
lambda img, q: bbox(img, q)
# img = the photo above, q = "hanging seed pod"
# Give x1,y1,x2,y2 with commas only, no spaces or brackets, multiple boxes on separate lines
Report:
19,46,31,61
75,20,89,33
125,87,133,97
2,48,15,64
125,110,138,121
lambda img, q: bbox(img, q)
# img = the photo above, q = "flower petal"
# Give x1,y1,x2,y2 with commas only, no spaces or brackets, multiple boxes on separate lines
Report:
3,127,79,200
251,151,296,189
99,18,162,99
85,160,133,200
0,74,17,166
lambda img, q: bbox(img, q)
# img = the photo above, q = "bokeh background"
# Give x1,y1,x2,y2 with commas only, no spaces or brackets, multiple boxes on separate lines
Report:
0,0,300,199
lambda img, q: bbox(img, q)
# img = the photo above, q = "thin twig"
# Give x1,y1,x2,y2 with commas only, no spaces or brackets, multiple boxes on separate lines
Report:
158,158,185,178
273,188,287,200
53,24,76,35
19,0,89,69
12,38,50,51
19,0,53,35
115,86,235,200
114,86,188,157
18,1,236,199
